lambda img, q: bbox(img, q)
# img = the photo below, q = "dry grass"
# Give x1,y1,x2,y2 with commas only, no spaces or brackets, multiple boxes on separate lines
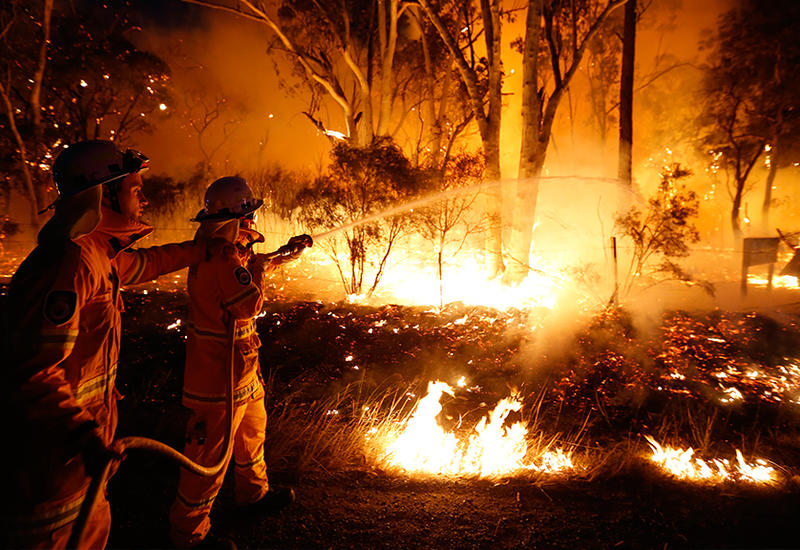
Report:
264,377,594,480
262,374,797,489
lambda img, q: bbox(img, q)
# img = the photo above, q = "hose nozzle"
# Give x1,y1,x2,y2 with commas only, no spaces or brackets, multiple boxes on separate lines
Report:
261,234,313,260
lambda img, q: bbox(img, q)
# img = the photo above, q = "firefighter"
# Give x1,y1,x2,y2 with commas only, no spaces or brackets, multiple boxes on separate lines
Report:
2,140,221,549
169,176,308,548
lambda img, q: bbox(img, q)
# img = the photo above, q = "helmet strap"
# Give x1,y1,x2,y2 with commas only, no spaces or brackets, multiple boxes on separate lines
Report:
104,180,122,213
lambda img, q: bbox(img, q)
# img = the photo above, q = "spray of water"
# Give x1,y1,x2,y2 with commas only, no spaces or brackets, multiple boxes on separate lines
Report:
310,175,632,242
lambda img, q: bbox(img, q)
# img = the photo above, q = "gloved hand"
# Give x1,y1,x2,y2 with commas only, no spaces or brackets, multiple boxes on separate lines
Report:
287,234,313,249
247,253,271,278
286,234,313,257
81,433,125,478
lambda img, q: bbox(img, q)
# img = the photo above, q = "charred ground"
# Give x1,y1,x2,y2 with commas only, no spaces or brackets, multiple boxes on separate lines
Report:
92,288,800,549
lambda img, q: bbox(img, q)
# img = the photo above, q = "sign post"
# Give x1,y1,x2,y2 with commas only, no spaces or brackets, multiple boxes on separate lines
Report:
741,237,779,295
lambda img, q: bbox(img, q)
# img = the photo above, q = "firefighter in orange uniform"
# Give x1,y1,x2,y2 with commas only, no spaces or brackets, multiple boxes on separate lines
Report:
2,140,219,549
169,176,309,548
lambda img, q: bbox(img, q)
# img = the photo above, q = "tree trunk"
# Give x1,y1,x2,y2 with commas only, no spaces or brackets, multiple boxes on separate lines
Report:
761,153,777,230
731,178,744,241
508,0,625,284
507,0,543,283
31,0,54,142
413,5,442,169
617,0,635,186
484,130,504,276
438,232,445,309
481,0,505,277
731,147,763,241
418,0,504,275
0,84,40,228
377,0,399,137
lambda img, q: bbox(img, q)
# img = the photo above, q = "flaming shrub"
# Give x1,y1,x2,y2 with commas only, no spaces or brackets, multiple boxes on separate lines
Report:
614,163,709,297
297,137,422,297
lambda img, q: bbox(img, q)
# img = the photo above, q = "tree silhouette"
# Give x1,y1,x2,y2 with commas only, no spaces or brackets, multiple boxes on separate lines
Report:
698,0,800,239
0,0,171,229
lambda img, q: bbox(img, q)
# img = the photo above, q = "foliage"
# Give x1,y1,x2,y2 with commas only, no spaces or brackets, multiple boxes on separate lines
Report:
297,137,421,296
141,165,207,225
245,164,311,245
45,3,171,145
0,0,171,221
583,16,621,142
246,164,309,221
614,164,709,296
416,152,486,307
696,0,800,237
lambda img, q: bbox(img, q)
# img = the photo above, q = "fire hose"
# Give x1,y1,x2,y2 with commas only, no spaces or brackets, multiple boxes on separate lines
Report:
67,318,236,549
66,234,313,548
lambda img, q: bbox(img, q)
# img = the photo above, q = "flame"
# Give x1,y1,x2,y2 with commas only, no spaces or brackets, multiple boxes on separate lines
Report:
746,274,799,289
367,254,571,310
378,381,573,478
644,435,775,484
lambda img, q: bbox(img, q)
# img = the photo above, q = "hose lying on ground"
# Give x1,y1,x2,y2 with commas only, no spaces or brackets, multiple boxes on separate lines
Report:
67,319,237,549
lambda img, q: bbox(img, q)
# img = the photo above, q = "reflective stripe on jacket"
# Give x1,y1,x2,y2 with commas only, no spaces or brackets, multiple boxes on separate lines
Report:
3,207,205,524
183,244,264,409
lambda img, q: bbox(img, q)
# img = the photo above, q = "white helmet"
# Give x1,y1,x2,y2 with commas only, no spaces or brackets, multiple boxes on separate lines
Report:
193,176,263,221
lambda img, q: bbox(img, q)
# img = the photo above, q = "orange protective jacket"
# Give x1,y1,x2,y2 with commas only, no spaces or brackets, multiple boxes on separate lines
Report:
2,208,206,535
182,242,266,410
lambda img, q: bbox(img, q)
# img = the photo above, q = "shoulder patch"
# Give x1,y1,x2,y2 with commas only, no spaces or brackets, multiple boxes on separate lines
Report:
43,290,78,325
234,266,252,286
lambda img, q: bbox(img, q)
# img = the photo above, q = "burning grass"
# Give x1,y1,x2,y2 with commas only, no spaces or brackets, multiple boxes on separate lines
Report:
263,377,583,480
644,435,776,484
42,286,800,492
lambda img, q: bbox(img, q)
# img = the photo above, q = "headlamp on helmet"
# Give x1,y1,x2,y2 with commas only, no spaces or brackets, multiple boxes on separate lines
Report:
193,176,264,222
41,140,149,214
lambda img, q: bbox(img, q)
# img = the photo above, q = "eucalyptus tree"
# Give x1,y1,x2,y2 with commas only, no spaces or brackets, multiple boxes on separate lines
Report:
0,0,170,228
698,0,800,238
416,0,507,277
509,0,625,282
185,0,429,148
0,0,53,225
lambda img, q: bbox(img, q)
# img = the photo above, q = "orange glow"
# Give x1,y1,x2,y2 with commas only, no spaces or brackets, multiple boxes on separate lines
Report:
644,435,776,484
375,381,573,478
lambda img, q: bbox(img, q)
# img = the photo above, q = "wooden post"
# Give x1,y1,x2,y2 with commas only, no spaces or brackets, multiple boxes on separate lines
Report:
611,236,619,305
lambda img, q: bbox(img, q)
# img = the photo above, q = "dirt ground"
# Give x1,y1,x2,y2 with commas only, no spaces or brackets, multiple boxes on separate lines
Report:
97,289,800,549
4,277,798,549
108,460,800,549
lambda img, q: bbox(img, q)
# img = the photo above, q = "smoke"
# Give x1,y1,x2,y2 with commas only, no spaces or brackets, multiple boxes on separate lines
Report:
127,8,329,226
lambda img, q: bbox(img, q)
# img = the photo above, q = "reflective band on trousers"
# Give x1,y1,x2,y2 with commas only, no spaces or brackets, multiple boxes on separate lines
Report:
182,377,261,407
6,491,85,535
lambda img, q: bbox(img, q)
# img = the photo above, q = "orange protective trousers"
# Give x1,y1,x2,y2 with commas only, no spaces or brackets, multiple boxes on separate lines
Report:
7,488,111,550
168,389,269,548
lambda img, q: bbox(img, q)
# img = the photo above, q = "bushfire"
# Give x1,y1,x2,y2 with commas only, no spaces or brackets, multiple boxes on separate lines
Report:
368,380,779,484
374,380,573,478
1,239,797,489
645,436,776,484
